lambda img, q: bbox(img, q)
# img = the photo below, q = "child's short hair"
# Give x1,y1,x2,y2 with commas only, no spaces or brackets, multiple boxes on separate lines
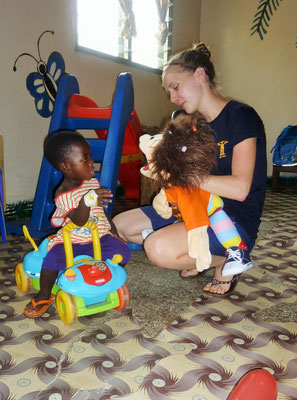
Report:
44,130,86,170
151,113,218,189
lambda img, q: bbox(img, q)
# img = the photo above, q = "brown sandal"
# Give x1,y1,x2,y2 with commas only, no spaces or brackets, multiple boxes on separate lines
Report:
203,274,241,296
24,294,55,318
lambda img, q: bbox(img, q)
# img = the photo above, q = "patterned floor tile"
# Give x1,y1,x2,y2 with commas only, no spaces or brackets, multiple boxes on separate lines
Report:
0,188,297,399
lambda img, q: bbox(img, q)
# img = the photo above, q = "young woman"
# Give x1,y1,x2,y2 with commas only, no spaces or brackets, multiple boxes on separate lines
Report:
113,42,267,295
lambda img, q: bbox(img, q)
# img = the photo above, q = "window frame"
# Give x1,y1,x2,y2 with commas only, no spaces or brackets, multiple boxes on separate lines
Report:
74,0,173,75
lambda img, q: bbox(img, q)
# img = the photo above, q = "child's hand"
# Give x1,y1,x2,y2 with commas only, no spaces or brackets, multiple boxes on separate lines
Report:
95,188,113,208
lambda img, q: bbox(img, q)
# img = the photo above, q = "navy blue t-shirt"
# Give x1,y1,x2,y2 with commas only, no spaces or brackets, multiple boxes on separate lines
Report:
210,100,267,241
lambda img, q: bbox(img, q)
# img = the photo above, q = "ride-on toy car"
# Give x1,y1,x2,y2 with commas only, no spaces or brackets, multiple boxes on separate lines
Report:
15,221,129,324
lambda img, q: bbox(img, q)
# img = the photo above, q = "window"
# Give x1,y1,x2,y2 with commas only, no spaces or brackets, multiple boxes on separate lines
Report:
76,0,173,73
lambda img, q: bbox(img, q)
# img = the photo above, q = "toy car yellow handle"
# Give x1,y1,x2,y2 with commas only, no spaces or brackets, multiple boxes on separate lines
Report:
62,220,101,268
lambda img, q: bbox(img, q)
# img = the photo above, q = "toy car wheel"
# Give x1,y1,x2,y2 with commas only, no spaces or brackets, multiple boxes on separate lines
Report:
114,284,129,310
15,263,32,293
56,290,78,324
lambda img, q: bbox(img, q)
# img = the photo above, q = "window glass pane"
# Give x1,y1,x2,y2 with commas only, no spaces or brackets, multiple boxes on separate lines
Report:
76,0,172,72
131,0,160,69
77,0,121,57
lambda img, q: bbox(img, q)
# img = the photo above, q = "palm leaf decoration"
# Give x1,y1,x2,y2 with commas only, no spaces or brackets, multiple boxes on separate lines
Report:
251,0,283,40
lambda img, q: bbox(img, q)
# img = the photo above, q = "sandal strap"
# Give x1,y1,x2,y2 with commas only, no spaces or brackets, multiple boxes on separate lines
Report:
212,276,237,286
32,295,55,309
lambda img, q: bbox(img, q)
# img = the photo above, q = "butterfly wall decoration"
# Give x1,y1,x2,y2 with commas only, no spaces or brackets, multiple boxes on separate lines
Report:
13,30,66,118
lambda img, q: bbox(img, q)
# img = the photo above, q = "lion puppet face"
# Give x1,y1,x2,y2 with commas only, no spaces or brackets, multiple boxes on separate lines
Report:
139,113,218,188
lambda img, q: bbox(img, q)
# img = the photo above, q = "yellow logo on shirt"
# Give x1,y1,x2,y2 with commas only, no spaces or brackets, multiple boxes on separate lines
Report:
218,141,228,158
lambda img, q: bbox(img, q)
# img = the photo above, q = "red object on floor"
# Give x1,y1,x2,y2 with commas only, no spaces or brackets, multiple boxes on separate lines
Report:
68,94,142,199
228,369,277,400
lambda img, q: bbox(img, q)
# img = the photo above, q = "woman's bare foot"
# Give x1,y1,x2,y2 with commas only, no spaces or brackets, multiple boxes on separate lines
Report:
179,269,199,278
203,264,235,295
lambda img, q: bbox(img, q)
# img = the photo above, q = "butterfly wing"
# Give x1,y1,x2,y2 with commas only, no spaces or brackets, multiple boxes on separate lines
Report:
35,90,54,118
25,52,65,118
47,51,66,86
26,72,54,118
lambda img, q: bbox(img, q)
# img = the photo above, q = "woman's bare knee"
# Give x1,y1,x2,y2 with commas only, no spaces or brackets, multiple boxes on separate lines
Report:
112,213,129,240
144,234,164,266
112,208,152,243
144,224,190,270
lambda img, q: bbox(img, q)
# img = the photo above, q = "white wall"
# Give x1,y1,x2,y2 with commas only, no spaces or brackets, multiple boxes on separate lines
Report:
200,0,297,176
2,0,295,204
0,0,201,203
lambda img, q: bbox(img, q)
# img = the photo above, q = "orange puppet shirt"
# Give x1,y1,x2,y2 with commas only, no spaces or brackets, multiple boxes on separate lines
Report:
164,186,211,231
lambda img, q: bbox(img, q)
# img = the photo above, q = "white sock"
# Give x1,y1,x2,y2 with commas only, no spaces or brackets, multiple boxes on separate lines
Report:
141,229,154,240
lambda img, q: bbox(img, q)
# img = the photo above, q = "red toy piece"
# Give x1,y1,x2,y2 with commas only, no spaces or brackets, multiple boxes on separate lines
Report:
78,262,112,285
228,369,277,400
68,94,142,199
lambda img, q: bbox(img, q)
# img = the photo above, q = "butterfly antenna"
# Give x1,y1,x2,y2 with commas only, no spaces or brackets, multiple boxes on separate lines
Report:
37,30,54,60
13,53,39,71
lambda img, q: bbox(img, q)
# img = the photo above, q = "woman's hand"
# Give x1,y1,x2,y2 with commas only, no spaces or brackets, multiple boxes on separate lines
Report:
200,138,257,201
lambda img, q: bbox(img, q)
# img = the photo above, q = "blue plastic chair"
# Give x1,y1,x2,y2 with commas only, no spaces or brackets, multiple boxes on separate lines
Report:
0,169,7,243
6,72,134,237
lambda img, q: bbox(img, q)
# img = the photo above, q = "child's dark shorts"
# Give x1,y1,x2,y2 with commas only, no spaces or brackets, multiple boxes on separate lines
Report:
42,234,131,270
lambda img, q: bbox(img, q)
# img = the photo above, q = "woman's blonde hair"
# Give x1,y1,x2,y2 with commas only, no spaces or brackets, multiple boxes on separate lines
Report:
163,42,216,86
